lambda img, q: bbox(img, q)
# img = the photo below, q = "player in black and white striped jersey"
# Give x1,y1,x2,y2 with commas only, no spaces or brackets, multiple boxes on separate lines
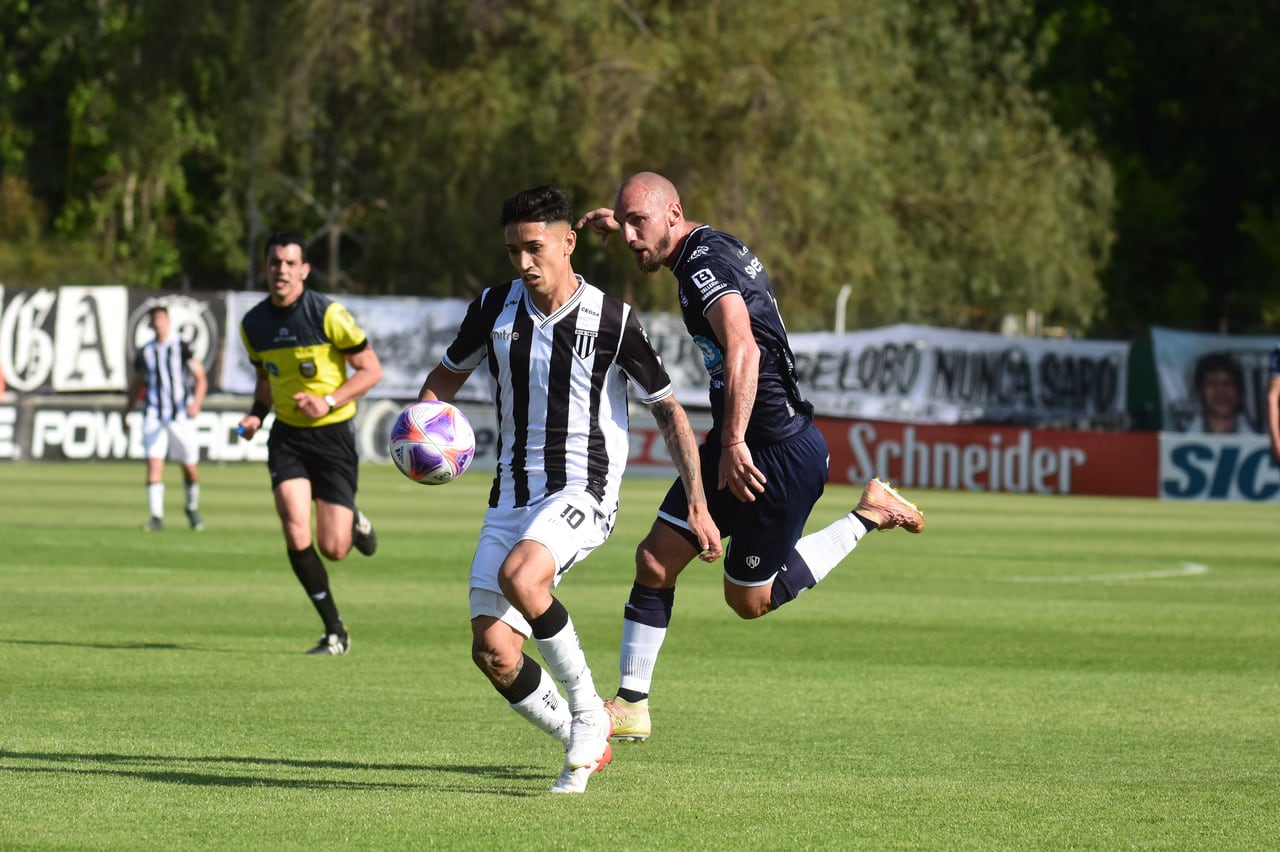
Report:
416,184,721,794
124,304,208,531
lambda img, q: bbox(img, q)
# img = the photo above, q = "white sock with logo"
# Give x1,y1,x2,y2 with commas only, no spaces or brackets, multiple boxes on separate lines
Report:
510,666,572,747
618,620,667,696
534,620,603,714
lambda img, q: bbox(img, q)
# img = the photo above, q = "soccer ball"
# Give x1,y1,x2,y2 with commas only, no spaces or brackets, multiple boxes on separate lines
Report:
389,400,476,485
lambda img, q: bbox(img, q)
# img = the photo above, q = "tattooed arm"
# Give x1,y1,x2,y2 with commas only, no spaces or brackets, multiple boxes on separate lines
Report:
648,396,723,562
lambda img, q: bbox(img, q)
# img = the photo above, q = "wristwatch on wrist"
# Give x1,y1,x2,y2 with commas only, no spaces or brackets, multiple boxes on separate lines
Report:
323,394,338,412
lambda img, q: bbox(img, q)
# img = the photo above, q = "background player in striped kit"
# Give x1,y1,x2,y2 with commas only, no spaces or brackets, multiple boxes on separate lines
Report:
578,172,925,742
415,185,721,793
124,304,208,531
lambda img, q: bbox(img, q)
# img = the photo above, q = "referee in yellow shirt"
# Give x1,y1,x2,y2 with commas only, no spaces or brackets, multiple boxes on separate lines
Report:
238,232,383,655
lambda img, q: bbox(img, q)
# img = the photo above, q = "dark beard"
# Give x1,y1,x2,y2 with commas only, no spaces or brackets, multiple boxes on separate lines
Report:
635,231,671,273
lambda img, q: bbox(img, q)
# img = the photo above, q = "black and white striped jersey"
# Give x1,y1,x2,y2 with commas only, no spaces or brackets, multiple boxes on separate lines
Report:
135,338,197,423
443,276,673,510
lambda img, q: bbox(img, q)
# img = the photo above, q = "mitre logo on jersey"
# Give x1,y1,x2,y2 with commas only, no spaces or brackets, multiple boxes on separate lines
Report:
491,329,520,341
574,330,598,360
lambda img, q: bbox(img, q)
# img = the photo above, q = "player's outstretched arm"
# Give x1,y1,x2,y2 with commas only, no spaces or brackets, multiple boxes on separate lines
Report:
647,396,722,562
1267,375,1280,462
575,207,620,243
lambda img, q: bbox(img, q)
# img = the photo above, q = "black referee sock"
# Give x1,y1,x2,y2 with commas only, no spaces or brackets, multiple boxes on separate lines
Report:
287,546,344,635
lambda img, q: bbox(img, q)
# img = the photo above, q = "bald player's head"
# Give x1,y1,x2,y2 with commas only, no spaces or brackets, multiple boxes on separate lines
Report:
613,172,693,273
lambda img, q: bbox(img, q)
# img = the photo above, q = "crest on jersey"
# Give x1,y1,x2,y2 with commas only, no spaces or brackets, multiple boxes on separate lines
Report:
574,329,598,360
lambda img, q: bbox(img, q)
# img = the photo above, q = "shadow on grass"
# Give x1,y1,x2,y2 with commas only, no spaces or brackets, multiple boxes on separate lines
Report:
0,639,193,651
0,749,545,797
1,638,338,656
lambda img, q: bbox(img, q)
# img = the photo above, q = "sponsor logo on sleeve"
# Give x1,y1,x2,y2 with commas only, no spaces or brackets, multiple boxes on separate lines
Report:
691,268,726,298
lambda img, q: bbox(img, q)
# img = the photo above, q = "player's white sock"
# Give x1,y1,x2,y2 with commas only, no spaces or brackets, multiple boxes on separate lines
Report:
147,482,164,519
534,618,603,714
509,665,572,747
793,513,865,584
618,620,667,696
184,481,200,512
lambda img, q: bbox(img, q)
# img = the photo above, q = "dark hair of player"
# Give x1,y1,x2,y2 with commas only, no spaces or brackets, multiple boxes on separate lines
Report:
501,185,573,228
265,231,307,262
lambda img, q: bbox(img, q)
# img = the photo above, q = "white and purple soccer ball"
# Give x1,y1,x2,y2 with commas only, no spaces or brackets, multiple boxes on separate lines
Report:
389,401,476,485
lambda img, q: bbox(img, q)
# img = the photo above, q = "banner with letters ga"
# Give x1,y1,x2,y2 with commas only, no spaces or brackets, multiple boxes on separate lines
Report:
1149,326,1276,434
0,285,225,394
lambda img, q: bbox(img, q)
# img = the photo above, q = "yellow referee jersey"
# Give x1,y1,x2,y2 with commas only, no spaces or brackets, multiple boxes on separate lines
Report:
239,289,369,428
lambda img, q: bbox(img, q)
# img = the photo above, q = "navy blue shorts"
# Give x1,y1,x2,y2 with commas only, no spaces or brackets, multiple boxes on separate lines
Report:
656,422,829,586
266,419,359,509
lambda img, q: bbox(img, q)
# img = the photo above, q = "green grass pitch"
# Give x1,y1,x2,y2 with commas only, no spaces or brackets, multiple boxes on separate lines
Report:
2,462,1278,849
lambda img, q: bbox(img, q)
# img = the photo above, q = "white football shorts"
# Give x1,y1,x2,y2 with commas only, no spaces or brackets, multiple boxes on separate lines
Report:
468,491,616,634
142,416,199,465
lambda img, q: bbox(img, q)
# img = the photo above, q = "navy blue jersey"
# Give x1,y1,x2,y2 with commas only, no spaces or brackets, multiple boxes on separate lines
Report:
671,225,813,444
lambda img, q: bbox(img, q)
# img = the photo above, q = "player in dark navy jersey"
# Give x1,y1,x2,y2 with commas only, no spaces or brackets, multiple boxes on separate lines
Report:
416,185,720,793
579,171,925,741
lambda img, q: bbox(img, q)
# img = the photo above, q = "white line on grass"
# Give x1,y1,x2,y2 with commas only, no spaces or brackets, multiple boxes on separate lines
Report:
1004,563,1209,583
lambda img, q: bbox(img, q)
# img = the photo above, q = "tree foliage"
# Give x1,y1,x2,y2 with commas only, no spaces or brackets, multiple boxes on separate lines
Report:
1,0,1113,333
1033,0,1280,335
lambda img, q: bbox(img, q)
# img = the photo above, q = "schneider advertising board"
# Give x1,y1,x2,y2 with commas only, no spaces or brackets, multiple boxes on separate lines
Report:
6,395,1279,502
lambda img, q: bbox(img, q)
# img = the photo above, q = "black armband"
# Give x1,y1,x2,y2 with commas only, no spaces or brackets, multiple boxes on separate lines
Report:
249,401,270,420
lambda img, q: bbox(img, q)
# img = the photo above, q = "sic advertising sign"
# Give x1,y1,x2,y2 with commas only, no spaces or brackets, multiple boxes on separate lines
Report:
1159,432,1280,501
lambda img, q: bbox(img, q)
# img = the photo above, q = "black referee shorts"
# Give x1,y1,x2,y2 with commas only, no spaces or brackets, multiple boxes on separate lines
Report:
266,419,360,509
